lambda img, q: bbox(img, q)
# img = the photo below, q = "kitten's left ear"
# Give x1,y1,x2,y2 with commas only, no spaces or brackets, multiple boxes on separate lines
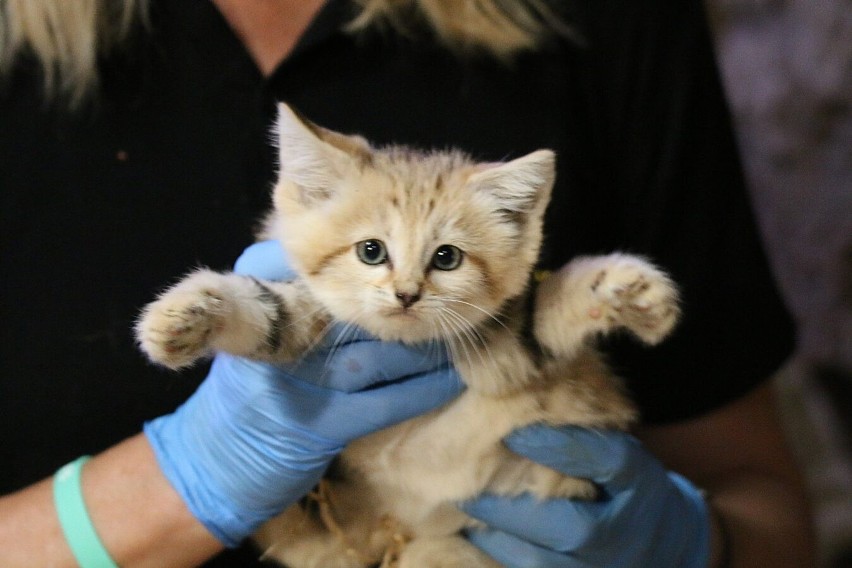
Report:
275,103,372,204
467,149,555,216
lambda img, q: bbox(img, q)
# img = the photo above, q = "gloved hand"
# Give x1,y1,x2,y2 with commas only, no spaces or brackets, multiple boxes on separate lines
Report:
144,241,463,547
462,425,711,568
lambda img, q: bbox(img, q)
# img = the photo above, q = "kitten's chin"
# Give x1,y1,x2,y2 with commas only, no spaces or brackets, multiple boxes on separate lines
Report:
357,313,439,344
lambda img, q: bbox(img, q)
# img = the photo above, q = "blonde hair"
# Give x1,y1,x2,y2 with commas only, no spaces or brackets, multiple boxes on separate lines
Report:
0,0,147,106
350,0,572,57
0,0,567,105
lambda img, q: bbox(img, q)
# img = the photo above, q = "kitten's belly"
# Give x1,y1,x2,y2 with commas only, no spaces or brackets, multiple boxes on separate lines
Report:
344,390,540,511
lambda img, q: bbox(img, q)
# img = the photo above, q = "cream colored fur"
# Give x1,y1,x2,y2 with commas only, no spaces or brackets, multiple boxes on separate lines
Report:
136,104,680,567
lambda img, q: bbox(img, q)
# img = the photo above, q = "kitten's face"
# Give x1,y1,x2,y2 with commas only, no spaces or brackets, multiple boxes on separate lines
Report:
269,104,555,345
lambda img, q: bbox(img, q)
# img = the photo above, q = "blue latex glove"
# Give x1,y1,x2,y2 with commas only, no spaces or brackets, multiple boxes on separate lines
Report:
144,241,463,546
232,239,298,281
462,425,711,568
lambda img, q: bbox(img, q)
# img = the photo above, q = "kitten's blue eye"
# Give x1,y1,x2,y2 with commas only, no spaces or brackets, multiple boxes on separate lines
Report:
432,245,463,271
356,239,388,265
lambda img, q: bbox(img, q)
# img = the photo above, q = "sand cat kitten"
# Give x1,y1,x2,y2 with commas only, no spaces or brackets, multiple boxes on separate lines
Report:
136,104,680,568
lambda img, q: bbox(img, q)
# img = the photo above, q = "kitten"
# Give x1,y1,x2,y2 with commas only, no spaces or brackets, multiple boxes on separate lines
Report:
136,104,680,568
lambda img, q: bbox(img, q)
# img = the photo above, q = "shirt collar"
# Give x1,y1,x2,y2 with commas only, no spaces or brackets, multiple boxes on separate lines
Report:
287,0,359,62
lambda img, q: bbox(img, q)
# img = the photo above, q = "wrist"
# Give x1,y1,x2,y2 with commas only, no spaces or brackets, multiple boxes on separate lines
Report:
708,503,733,568
665,472,714,568
60,436,222,568
53,457,119,568
144,413,335,547
143,414,261,547
142,359,341,546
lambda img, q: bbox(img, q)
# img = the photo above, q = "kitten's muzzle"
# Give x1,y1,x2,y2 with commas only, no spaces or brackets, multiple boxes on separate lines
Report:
395,291,421,308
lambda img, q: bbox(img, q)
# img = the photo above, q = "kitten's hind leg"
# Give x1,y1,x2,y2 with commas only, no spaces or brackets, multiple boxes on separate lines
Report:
136,269,303,369
255,503,373,568
534,253,680,357
396,535,502,568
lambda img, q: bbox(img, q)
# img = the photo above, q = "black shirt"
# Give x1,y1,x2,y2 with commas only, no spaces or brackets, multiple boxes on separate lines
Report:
0,0,793,563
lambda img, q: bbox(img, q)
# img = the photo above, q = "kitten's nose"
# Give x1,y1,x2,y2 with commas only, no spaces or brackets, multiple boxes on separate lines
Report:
395,291,421,308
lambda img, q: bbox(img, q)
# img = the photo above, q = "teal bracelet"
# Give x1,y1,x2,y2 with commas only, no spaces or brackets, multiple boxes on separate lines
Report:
53,456,120,568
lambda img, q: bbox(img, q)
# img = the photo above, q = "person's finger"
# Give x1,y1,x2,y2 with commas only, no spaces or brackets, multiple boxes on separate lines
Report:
461,493,604,552
286,331,452,392
505,425,651,492
331,365,464,434
221,355,463,441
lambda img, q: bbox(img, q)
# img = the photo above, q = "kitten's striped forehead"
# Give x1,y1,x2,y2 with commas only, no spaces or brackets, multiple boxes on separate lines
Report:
361,147,487,226
371,147,475,193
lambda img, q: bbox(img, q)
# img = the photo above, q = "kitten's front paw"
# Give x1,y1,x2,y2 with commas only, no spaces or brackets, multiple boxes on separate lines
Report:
136,271,231,369
589,254,680,344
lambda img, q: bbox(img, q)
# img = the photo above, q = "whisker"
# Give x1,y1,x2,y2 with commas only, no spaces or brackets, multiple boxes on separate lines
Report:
439,307,498,378
436,306,493,376
421,318,450,363
442,298,511,334
325,320,359,359
434,311,471,373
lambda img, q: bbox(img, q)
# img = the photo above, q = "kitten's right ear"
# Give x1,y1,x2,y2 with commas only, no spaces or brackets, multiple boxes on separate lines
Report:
467,149,556,217
275,103,371,204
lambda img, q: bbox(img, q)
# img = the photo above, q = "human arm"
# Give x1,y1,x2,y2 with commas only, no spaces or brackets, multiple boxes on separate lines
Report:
0,365,461,568
0,434,223,568
462,381,815,567
0,242,463,567
640,381,815,567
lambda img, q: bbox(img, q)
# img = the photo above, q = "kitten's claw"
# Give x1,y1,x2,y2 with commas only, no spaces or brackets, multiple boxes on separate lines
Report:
137,286,226,369
590,256,680,344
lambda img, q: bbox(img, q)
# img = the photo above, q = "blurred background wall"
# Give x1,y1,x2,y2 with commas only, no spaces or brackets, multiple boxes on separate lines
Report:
705,1,851,565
